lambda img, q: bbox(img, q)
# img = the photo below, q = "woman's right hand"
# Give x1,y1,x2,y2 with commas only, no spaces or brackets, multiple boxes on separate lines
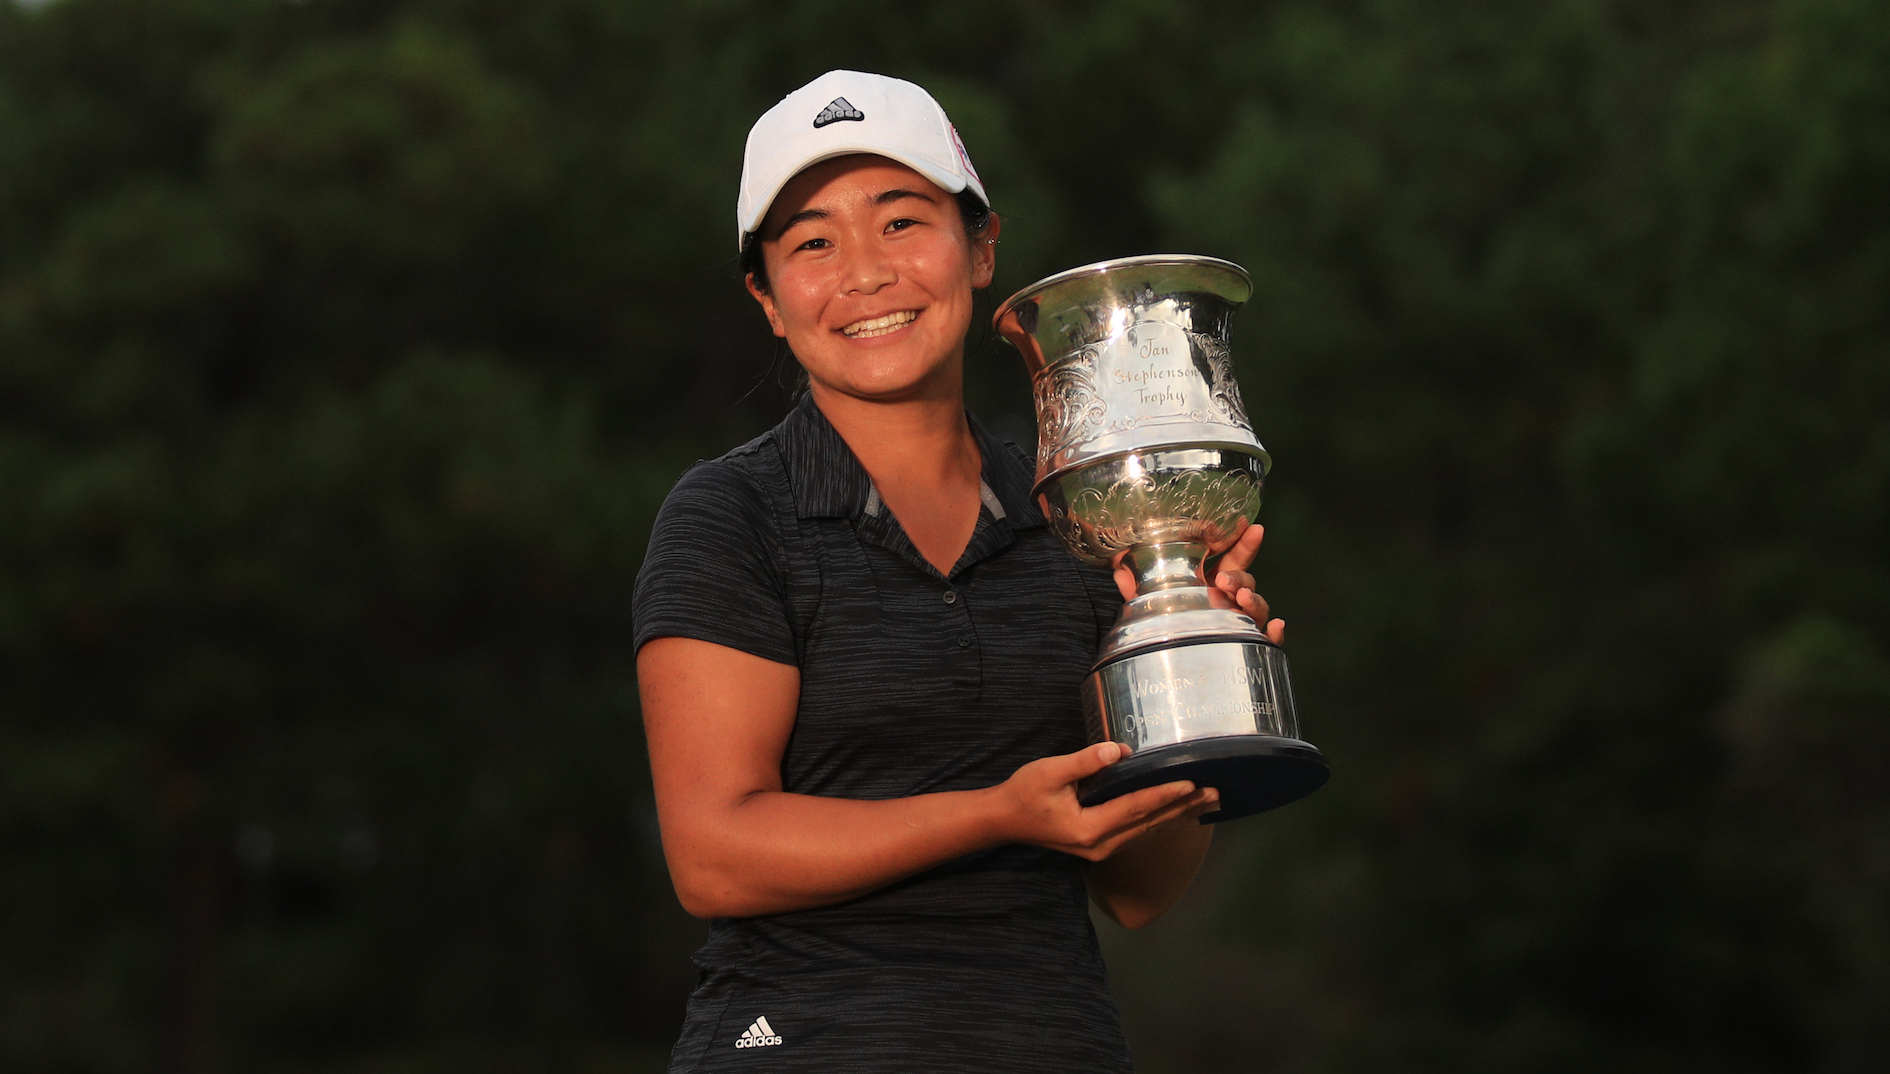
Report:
994,742,1219,862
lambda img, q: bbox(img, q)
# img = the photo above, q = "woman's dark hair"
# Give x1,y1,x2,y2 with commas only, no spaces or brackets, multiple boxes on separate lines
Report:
739,189,995,293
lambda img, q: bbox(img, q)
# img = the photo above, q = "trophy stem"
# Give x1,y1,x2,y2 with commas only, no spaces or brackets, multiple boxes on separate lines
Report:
1122,541,1207,595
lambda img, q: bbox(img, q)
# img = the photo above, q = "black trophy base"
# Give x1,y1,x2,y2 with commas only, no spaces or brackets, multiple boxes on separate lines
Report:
1076,735,1330,823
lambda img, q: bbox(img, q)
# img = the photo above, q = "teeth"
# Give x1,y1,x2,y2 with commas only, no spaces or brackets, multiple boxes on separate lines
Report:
842,310,918,337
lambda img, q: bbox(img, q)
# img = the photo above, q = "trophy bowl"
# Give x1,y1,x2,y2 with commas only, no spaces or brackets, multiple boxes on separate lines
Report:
995,255,1329,822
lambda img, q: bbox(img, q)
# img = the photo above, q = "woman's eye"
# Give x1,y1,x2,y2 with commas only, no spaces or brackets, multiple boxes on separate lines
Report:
795,237,830,252
886,218,918,232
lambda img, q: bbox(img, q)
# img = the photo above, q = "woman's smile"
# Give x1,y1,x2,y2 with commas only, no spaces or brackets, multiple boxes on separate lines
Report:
840,309,919,338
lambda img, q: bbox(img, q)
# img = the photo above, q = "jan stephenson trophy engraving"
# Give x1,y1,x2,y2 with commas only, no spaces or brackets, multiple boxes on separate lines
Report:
995,255,1330,822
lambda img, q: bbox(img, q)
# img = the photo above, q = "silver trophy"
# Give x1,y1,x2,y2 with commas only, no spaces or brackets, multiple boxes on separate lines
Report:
995,254,1329,822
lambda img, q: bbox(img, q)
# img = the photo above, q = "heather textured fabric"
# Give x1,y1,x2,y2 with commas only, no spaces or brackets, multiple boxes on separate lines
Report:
633,393,1131,1073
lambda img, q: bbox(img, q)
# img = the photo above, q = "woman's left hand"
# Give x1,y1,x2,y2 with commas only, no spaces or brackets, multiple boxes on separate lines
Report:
1112,521,1285,646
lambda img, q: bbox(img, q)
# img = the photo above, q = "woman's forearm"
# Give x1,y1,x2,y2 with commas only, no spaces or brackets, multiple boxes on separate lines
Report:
1084,821,1214,929
663,785,1010,918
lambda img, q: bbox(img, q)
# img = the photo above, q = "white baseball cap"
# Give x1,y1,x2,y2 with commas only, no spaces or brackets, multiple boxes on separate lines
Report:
737,70,988,250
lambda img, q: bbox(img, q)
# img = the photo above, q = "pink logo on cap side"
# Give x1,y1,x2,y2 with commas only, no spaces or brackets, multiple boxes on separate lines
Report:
949,125,981,185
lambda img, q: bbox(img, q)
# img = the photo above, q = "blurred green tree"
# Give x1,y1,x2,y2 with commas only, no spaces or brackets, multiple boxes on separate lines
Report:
1145,1,1890,1070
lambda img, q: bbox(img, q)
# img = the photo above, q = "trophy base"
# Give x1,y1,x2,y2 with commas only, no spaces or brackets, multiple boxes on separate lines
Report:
1076,735,1330,823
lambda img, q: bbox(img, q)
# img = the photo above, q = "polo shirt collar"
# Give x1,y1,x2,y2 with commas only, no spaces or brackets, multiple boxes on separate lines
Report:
968,412,1046,530
779,393,875,520
779,393,1045,530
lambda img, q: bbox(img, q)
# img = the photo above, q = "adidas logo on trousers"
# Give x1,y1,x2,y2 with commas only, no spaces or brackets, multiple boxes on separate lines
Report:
734,1015,783,1048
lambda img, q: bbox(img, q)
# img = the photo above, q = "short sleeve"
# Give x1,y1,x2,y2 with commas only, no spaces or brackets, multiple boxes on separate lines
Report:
632,458,798,666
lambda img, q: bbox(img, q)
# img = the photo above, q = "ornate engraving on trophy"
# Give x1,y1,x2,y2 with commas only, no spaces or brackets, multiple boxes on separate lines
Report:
1197,335,1253,433
1033,320,1258,479
1056,466,1259,562
1032,355,1106,470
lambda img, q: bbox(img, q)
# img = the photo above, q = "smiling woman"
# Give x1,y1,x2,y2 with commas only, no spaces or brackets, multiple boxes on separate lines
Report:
631,70,1282,1074
743,155,997,423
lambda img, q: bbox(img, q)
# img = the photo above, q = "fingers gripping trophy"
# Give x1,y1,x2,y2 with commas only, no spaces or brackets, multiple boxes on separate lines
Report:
995,255,1330,822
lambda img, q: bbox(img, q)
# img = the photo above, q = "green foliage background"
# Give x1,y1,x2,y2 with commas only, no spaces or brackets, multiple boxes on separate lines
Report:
1,0,1885,1071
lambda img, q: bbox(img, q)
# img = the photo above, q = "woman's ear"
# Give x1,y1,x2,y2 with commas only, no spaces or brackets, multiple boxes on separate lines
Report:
744,272,788,338
970,214,1001,289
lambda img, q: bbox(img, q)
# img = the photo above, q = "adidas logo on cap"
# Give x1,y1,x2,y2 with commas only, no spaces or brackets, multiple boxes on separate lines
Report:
734,1015,783,1049
812,97,865,128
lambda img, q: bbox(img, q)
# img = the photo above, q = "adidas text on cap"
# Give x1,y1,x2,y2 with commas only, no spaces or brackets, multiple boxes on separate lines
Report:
737,70,987,250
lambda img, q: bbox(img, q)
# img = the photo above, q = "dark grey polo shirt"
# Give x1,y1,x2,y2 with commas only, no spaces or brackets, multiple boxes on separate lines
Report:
633,393,1132,1074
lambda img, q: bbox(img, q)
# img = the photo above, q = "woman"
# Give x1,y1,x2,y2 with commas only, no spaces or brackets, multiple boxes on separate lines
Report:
633,70,1284,1073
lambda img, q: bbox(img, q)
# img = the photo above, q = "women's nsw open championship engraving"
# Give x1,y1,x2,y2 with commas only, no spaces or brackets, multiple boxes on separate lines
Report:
996,255,1330,821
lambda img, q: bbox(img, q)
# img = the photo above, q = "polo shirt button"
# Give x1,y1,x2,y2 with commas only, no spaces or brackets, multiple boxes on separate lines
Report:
942,589,959,605
956,633,972,648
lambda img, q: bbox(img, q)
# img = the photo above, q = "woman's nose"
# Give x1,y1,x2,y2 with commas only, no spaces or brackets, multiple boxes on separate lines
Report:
841,242,898,295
